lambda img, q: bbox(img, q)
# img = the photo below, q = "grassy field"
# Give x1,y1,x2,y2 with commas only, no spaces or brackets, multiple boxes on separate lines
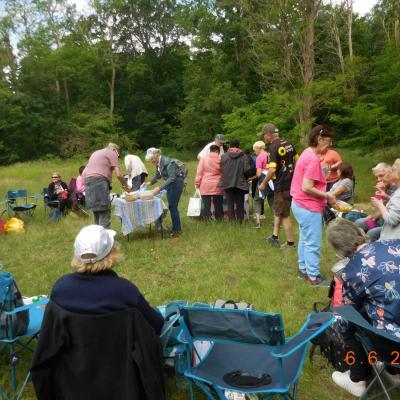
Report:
0,148,399,400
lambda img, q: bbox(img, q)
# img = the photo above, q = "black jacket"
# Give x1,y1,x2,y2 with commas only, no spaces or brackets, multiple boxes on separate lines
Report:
48,181,69,201
219,150,249,192
31,301,165,400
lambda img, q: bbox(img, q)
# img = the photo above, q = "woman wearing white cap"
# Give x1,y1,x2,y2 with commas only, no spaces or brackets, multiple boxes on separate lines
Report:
48,225,164,331
144,148,187,237
31,225,165,400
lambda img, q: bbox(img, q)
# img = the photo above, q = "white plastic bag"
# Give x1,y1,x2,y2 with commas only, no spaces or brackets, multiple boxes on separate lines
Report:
187,189,202,217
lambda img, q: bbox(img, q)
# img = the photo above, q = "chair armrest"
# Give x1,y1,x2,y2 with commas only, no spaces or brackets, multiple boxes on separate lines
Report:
5,298,49,316
271,312,335,358
332,305,400,343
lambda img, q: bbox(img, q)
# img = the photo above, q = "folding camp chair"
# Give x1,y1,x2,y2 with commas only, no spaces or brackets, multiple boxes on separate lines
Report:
177,306,334,400
0,274,48,400
42,187,62,220
333,305,400,400
6,190,37,221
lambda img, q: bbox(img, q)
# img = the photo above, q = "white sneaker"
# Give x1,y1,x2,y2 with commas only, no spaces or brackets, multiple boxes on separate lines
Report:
332,370,366,397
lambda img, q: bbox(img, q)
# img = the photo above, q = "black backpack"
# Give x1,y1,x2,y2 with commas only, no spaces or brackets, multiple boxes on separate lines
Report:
173,159,188,179
243,154,256,179
309,300,348,372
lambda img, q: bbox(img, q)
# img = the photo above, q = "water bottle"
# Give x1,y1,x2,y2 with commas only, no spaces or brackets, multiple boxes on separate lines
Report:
174,347,187,389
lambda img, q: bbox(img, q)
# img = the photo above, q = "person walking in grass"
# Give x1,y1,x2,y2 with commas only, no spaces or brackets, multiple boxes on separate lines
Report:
195,144,224,220
290,125,336,286
219,139,250,223
258,123,298,248
83,143,130,228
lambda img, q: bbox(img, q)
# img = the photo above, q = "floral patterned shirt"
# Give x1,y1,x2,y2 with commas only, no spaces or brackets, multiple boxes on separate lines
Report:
339,240,400,339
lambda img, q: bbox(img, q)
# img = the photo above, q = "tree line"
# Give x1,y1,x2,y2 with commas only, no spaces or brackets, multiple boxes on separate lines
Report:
0,0,399,165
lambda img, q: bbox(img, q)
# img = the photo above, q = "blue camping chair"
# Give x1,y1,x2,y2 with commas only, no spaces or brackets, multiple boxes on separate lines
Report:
6,190,37,220
333,306,400,400
42,187,62,220
177,306,334,400
0,273,48,400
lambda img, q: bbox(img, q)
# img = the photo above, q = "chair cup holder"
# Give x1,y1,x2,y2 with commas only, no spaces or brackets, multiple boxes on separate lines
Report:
223,370,272,388
306,322,323,330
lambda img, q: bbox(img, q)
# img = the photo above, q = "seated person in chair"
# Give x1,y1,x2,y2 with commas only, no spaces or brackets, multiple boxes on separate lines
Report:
31,224,165,400
326,218,400,397
323,163,354,224
355,162,397,242
48,172,72,213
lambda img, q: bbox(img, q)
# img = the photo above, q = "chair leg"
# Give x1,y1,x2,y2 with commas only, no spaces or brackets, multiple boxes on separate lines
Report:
360,364,392,400
9,346,18,395
15,371,30,400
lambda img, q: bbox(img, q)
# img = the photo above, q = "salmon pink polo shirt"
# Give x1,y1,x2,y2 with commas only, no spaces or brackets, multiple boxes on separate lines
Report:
290,148,327,213
84,148,119,182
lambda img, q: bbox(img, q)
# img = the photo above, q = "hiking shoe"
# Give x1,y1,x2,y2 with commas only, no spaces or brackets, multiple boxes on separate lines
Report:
332,370,366,397
308,275,330,287
280,242,296,249
264,236,281,249
260,215,266,220
297,269,307,279
253,223,261,229
169,231,182,238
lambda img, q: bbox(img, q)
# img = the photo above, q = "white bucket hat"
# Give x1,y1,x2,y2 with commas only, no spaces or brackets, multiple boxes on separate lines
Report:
74,225,116,264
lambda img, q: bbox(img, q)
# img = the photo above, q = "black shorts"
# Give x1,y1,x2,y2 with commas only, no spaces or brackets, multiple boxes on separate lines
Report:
273,190,291,218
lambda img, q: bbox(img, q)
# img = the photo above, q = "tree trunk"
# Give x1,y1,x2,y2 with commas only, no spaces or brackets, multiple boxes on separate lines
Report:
347,0,353,59
110,65,116,116
299,0,319,140
63,79,70,112
331,9,345,74
395,19,400,48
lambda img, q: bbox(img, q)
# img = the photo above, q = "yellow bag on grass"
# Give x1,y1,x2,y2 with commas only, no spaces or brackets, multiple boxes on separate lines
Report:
4,218,25,234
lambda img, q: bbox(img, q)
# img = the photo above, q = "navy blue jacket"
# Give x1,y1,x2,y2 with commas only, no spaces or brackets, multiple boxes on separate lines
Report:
51,271,164,334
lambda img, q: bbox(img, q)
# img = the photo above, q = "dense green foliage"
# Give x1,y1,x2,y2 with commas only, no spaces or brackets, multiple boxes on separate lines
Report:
0,0,399,164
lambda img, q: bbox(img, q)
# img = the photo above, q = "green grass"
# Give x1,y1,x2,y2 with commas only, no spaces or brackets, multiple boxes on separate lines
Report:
0,148,399,399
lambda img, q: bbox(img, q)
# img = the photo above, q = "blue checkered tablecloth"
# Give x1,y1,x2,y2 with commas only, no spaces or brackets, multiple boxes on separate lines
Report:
114,197,167,236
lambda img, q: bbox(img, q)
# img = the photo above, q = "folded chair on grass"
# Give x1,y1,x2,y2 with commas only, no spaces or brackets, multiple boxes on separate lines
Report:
333,306,400,400
0,288,48,400
6,190,37,221
178,306,334,400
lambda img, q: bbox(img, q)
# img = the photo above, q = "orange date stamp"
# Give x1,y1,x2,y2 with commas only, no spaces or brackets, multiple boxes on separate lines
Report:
344,351,400,366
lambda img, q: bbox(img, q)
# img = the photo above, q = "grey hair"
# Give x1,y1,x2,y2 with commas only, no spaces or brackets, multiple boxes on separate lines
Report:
326,219,366,258
372,162,392,174
107,142,120,151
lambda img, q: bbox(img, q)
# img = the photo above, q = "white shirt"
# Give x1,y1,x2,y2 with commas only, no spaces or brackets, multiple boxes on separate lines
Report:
197,142,224,159
124,155,148,179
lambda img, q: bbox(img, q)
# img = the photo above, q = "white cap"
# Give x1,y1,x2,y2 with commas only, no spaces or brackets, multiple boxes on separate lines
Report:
74,225,116,264
145,147,159,161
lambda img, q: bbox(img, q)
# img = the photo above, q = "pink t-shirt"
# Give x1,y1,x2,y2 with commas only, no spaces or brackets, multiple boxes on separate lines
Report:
76,175,85,193
290,148,327,213
256,151,268,170
83,148,119,182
